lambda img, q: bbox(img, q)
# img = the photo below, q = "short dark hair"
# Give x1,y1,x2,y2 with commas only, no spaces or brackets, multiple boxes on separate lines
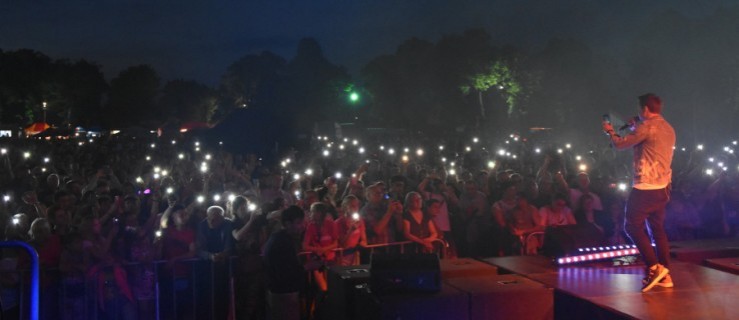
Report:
638,93,662,114
281,205,305,225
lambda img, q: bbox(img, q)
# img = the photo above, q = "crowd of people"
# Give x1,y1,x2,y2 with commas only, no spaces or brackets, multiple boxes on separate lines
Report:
0,128,737,319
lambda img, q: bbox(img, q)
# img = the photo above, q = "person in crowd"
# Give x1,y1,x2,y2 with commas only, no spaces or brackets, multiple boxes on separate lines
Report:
418,172,458,255
574,194,614,238
28,218,62,319
231,196,268,320
302,202,338,292
505,194,543,255
402,193,438,253
196,205,233,320
491,181,518,255
457,179,490,257
335,195,367,265
361,183,403,244
158,204,196,320
569,172,603,212
539,193,577,227
264,206,322,320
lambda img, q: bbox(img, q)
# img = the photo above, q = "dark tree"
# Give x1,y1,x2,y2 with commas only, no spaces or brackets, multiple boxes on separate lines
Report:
104,65,160,128
0,49,54,124
158,79,217,123
218,51,286,120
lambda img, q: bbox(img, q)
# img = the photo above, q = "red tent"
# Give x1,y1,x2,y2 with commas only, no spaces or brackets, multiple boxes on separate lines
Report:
24,122,50,136
179,122,211,133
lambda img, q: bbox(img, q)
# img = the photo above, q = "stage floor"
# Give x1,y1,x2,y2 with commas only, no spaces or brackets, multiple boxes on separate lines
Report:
483,256,739,320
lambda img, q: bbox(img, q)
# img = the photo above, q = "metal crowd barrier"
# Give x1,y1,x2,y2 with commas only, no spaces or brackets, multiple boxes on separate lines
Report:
0,239,449,320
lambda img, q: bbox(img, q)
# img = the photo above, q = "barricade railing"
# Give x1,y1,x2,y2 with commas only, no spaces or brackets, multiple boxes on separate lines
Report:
0,241,40,320
0,239,449,320
297,238,450,262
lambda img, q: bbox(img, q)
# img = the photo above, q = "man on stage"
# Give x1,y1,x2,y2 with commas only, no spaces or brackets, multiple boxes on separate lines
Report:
602,93,676,292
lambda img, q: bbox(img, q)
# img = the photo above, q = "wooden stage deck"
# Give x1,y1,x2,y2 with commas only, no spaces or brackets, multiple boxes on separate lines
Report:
483,255,739,319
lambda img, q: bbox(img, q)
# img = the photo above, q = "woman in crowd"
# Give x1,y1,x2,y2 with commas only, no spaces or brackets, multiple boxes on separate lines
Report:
402,192,438,253
335,195,367,265
302,202,338,292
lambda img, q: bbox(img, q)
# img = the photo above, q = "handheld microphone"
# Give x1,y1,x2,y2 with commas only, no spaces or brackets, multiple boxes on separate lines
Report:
619,116,640,131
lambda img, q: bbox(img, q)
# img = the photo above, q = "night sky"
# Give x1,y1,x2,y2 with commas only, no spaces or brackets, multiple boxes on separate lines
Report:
1,0,736,85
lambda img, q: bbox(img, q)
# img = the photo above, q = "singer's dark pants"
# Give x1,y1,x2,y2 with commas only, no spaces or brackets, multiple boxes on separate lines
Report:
624,188,671,269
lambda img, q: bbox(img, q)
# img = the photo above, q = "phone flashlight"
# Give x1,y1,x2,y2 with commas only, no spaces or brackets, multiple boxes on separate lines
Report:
12,217,19,225
352,213,360,221
155,230,162,238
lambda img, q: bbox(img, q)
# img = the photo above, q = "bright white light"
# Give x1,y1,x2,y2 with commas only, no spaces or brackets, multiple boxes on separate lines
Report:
380,145,385,150
706,168,714,175
718,162,724,167
681,147,686,152
150,143,156,149
23,152,30,159
498,149,506,156
343,138,348,142
335,172,342,179
213,194,221,202
579,164,587,172
734,141,738,145
153,173,160,179
136,177,143,183
618,183,627,191
403,148,409,153
161,170,168,176
557,149,563,154
449,168,457,175
473,137,479,143
416,148,424,156
401,155,409,162
352,140,358,145
535,148,541,154
195,141,200,146
359,147,365,154
197,195,205,203
146,156,151,161
465,146,471,152
575,155,582,161
323,150,330,157
305,169,313,176
709,157,714,162
248,203,257,211
487,161,496,169
565,143,572,149
388,148,395,155
441,157,447,162
450,162,455,166
228,194,236,202
205,154,212,160
0,149,6,155
166,187,174,194
439,145,444,150
178,153,185,160
339,144,345,150
195,147,200,152
171,140,176,145
200,165,208,173
697,144,704,150
154,166,161,173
